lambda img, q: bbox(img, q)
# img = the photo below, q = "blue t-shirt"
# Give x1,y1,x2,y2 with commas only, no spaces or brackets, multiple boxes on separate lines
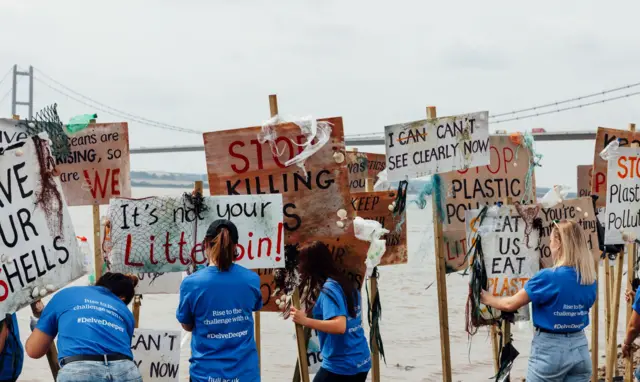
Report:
176,264,262,382
0,314,23,380
524,266,597,333
631,288,640,315
311,279,371,375
36,286,135,362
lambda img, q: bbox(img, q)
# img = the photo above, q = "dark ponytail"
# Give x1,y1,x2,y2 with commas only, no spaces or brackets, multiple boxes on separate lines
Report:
208,228,236,272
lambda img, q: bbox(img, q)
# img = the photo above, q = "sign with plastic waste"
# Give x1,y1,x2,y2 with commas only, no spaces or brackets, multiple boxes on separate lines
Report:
131,329,181,381
577,165,592,198
134,273,183,295
346,151,385,192
56,122,131,206
203,117,366,311
603,145,640,244
384,111,490,182
0,135,84,316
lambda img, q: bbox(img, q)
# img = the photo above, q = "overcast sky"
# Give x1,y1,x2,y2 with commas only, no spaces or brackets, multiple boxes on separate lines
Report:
1,0,639,189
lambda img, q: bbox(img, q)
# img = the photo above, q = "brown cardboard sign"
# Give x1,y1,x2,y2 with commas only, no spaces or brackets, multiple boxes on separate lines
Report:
577,165,592,198
591,127,640,208
203,117,365,311
56,123,131,206
346,151,385,192
438,136,535,272
350,191,408,265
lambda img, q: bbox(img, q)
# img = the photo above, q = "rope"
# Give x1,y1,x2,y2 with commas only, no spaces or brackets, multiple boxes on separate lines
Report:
366,267,386,365
512,132,542,203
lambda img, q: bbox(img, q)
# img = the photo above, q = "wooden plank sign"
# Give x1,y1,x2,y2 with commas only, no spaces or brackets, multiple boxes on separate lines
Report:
56,123,131,206
346,151,385,192
438,136,534,271
576,165,592,198
203,118,365,311
591,127,640,208
603,146,640,244
350,191,408,265
107,194,284,273
131,329,181,381
0,135,85,315
384,111,490,182
536,197,598,268
466,205,540,322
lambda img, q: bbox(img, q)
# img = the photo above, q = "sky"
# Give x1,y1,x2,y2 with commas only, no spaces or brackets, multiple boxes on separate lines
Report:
1,0,640,190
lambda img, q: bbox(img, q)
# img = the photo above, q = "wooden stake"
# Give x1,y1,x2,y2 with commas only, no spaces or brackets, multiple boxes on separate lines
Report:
292,288,310,382
607,250,625,381
605,256,611,348
491,326,500,373
364,176,381,382
591,259,599,382
31,302,59,379
427,106,452,382
624,123,637,382
132,295,142,328
92,204,103,281
501,197,512,351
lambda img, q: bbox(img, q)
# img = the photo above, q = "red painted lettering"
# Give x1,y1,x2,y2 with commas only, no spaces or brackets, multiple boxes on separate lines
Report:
229,141,249,174
124,234,143,267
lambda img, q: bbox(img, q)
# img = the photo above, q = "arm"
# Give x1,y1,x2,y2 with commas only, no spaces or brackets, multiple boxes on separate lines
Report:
290,307,346,334
176,280,194,332
0,320,8,353
25,329,54,359
481,288,531,312
181,323,194,332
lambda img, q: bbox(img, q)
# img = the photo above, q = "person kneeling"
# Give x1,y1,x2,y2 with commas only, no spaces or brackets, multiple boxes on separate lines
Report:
25,273,142,382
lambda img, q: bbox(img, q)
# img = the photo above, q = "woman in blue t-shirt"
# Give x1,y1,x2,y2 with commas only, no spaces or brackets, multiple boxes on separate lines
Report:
289,241,371,382
481,219,597,381
177,219,262,382
25,273,142,382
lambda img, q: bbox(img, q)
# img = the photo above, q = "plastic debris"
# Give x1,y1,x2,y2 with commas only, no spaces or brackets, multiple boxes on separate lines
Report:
539,185,571,208
353,217,390,277
373,169,390,191
66,113,97,134
600,138,622,161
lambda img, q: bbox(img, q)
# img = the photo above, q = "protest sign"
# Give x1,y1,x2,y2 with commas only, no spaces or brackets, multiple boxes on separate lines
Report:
536,197,598,268
466,205,540,322
203,117,365,311
577,165,592,198
603,146,640,244
131,329,181,381
350,191,408,265
107,194,284,273
56,123,131,206
591,127,640,208
346,151,385,192
134,272,183,295
0,135,84,315
384,111,490,182
438,136,534,271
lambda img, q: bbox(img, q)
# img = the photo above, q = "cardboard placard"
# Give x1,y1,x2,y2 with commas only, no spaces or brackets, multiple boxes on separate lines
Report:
438,136,535,271
466,205,540,322
134,272,183,295
203,118,364,311
536,198,598,268
57,123,131,206
576,165,592,198
0,135,84,315
107,194,284,273
591,127,640,208
131,329,181,381
350,191,408,265
603,147,640,244
346,151,385,192
384,111,490,182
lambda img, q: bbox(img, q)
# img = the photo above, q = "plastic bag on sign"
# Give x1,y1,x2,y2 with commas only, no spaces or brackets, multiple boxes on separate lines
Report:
365,239,387,277
353,217,389,242
600,139,621,161
540,185,570,209
373,169,390,191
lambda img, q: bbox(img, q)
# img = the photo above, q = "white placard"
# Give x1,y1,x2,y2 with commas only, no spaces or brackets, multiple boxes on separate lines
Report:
131,329,181,381
134,272,183,295
604,146,640,244
466,206,540,321
384,111,490,181
306,329,322,374
0,133,84,315
108,194,284,273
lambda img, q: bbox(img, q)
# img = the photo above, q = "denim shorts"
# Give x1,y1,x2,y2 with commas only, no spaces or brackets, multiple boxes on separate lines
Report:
57,359,142,382
527,330,591,382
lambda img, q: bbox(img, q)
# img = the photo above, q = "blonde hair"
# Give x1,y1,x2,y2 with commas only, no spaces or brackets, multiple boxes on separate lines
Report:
552,220,597,285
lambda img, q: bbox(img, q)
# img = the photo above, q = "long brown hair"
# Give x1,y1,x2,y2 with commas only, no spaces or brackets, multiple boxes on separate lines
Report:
298,241,358,317
205,227,236,272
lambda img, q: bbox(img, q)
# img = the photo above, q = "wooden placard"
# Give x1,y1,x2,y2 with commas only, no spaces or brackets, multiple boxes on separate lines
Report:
203,117,365,311
438,136,534,272
351,191,408,265
346,151,385,192
591,127,640,208
536,197,599,268
576,165,592,198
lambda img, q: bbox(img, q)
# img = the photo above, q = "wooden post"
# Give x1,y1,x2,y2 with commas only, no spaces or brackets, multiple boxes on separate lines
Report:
591,259,599,382
427,106,452,382
292,288,310,382
491,326,500,373
605,256,611,348
607,250,625,381
132,295,142,328
501,197,513,351
31,302,59,379
363,176,381,382
625,123,637,382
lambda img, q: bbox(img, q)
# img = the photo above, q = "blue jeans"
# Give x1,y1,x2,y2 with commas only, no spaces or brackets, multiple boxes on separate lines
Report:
57,360,142,382
527,330,591,382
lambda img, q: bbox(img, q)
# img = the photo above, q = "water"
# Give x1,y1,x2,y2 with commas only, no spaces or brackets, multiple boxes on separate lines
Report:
17,187,625,381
